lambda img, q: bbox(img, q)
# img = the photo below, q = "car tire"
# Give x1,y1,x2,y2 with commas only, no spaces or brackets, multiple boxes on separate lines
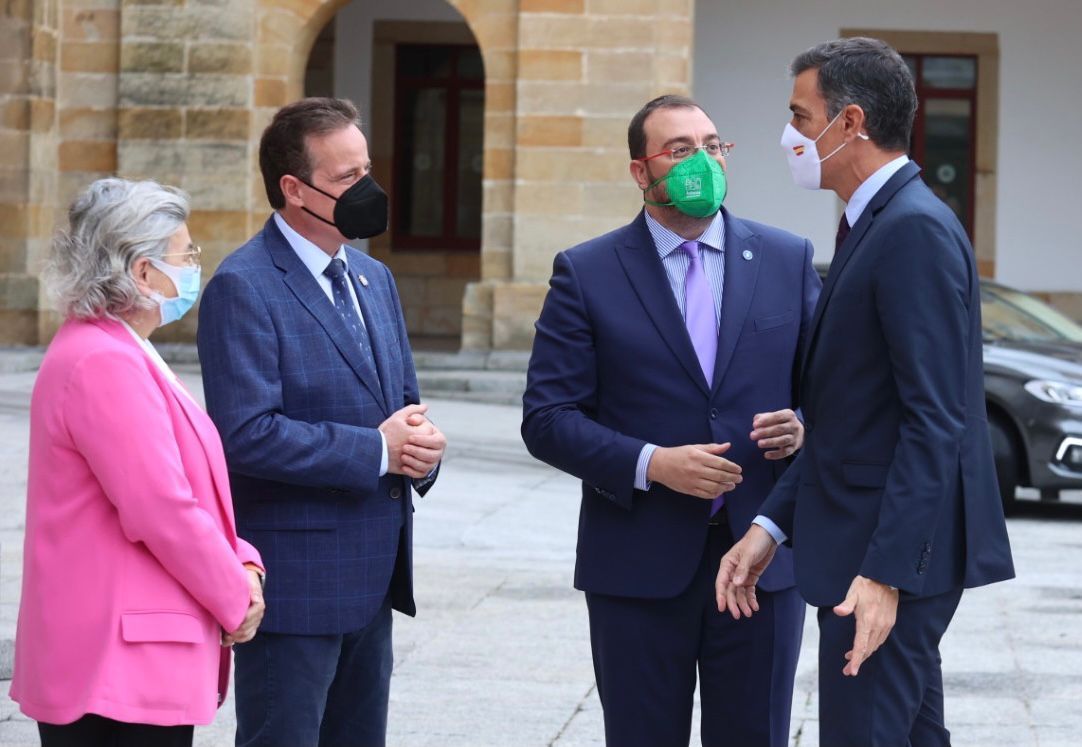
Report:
989,414,1019,515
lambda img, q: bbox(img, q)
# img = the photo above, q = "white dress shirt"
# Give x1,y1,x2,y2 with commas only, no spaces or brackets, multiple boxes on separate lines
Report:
273,212,367,329
845,155,910,229
273,212,388,476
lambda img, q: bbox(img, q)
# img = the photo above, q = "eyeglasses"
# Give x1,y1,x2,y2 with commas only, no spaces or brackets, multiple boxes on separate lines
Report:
160,244,202,268
639,142,735,163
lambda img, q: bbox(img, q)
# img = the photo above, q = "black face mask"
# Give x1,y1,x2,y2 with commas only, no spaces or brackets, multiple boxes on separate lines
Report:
297,174,388,240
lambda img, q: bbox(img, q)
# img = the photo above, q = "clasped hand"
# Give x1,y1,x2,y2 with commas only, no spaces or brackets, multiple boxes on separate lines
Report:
222,568,265,647
379,403,446,479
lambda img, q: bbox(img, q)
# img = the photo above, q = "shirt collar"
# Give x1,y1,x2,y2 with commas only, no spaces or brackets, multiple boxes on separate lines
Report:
644,209,726,259
273,212,348,277
844,155,910,228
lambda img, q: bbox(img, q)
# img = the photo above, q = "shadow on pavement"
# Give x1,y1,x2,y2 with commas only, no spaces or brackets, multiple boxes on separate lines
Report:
1009,499,1082,521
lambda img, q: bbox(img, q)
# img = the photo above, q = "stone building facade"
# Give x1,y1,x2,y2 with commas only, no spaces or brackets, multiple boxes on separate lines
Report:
1,0,693,349
6,0,1079,351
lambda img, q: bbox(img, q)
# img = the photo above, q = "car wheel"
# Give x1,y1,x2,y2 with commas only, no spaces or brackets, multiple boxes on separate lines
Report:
989,414,1019,514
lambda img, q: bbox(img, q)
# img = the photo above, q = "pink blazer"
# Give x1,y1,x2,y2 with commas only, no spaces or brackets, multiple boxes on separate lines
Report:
11,318,262,726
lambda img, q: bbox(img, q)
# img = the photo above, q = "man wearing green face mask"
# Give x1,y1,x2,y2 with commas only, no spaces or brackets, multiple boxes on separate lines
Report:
522,95,822,747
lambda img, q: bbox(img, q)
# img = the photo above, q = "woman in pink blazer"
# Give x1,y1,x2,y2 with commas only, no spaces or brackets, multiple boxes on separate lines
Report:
11,178,265,747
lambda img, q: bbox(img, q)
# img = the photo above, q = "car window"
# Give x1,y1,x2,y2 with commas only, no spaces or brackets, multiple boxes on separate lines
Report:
981,285,1082,343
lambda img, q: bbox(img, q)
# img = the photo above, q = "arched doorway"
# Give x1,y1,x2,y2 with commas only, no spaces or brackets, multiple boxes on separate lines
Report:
297,0,484,350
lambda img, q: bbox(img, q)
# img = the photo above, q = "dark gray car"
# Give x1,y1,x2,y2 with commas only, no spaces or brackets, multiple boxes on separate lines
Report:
813,266,1082,511
981,281,1082,511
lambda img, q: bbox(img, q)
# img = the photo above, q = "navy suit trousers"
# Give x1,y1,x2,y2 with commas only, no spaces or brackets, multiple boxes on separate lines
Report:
818,587,963,747
234,599,394,747
586,521,804,747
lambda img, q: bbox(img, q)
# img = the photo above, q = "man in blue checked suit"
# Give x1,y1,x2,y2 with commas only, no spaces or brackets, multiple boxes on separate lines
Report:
522,95,821,747
197,98,445,747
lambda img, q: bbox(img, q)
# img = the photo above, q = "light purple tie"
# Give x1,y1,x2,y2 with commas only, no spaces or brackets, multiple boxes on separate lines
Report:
681,240,717,385
680,240,724,514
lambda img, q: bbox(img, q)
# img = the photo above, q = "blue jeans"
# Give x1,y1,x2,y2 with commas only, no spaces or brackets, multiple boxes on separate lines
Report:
234,599,394,747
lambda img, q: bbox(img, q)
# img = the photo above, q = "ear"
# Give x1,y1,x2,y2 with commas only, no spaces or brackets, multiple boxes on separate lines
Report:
130,256,154,294
842,103,869,142
280,174,305,207
629,159,649,191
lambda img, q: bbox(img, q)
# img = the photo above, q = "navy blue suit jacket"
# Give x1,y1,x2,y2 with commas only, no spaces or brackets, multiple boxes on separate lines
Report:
761,162,1015,607
522,208,820,596
197,216,434,635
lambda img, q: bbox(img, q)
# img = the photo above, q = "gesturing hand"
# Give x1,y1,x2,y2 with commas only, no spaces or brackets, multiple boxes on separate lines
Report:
750,409,804,460
833,575,899,676
646,443,743,500
223,569,266,647
714,524,778,619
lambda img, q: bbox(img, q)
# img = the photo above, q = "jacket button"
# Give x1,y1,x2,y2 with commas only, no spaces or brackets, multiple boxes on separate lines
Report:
390,487,402,500
709,408,719,420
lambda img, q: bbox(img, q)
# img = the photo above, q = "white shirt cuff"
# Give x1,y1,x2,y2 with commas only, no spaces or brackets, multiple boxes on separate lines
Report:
752,515,787,545
635,444,657,491
379,430,389,477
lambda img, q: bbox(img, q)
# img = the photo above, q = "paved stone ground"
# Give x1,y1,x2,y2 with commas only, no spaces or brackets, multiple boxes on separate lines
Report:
0,362,1080,746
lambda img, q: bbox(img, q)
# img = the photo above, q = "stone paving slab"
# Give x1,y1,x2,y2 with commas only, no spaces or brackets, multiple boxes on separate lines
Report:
0,367,1080,746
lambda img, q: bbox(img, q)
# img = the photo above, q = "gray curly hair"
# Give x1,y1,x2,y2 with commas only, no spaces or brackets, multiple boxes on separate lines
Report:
46,177,190,320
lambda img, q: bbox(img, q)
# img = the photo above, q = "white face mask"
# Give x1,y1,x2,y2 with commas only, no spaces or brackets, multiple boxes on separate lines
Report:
780,110,865,190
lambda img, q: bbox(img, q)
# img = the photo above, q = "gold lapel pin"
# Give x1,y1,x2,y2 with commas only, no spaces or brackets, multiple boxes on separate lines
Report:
358,274,369,287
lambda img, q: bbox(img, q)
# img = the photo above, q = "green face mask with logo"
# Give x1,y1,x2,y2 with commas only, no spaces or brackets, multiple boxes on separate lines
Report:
643,149,727,218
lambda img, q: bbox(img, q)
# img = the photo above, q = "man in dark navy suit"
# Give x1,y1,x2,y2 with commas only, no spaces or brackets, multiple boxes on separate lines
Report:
198,98,445,747
717,38,1015,747
522,95,821,747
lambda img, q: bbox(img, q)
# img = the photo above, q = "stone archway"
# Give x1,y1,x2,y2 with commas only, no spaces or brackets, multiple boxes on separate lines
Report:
252,0,515,349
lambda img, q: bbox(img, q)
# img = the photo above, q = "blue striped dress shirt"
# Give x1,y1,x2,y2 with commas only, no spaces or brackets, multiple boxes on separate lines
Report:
634,211,726,491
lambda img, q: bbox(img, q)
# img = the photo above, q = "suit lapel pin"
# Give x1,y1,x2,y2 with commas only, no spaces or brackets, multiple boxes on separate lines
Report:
358,274,369,287
742,249,754,261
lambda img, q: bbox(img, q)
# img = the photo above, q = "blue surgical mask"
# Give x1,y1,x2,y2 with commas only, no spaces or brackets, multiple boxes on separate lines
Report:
148,258,201,326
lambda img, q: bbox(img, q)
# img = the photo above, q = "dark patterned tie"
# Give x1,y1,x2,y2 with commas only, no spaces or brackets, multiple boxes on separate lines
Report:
836,214,851,251
323,258,374,368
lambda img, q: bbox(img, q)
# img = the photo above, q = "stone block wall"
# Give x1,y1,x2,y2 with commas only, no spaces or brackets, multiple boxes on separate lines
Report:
1,0,60,344
463,0,695,349
117,0,258,342
2,0,695,350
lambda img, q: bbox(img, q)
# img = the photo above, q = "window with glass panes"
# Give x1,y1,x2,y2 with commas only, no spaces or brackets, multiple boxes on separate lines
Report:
903,54,978,239
393,43,484,251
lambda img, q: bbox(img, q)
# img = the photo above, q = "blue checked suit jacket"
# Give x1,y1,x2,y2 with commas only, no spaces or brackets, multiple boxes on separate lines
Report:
197,216,435,635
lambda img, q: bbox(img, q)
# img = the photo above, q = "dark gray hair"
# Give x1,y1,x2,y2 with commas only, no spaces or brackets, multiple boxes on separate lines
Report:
790,37,916,152
259,97,362,209
627,94,709,160
46,177,190,320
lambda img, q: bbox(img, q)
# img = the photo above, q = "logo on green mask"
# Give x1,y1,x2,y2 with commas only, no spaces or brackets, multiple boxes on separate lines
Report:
644,149,727,218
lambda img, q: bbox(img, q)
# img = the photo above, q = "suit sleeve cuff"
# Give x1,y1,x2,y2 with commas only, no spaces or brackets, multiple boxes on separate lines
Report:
752,515,787,545
635,444,657,491
379,430,389,477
